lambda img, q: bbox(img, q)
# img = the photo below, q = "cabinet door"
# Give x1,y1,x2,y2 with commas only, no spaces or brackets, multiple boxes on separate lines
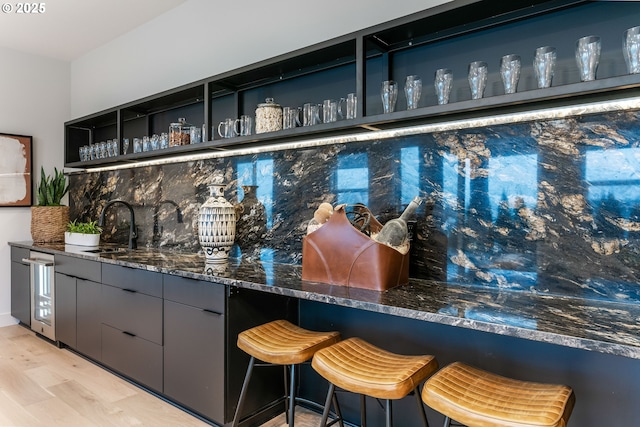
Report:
164,299,225,423
10,261,30,326
55,273,77,348
76,279,102,361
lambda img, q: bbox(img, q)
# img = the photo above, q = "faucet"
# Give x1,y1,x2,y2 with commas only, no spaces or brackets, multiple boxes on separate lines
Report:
152,200,183,242
98,199,138,250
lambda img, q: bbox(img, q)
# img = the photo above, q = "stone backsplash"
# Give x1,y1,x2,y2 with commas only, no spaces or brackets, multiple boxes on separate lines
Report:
69,108,640,303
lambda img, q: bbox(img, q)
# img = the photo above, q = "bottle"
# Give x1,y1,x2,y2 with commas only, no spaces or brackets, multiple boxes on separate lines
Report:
374,197,422,247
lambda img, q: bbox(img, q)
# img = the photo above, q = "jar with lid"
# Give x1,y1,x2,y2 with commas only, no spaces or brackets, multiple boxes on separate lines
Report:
255,98,283,134
169,118,191,146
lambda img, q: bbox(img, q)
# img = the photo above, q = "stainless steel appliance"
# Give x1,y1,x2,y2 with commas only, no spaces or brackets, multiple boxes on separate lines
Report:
22,251,56,341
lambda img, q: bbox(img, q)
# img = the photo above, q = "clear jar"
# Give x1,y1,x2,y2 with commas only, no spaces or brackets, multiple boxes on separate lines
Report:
255,98,282,134
169,118,191,146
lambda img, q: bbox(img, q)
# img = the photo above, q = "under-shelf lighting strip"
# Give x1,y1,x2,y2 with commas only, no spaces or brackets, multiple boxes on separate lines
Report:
76,95,640,174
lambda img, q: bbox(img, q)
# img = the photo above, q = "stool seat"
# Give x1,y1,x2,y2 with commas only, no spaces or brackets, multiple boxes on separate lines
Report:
422,362,575,427
232,320,342,427
237,319,341,365
312,337,439,400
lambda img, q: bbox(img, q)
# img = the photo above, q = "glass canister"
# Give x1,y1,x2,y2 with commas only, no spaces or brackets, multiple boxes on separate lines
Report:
255,98,282,134
169,118,191,146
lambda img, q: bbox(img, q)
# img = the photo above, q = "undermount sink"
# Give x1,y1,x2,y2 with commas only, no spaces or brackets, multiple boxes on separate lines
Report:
81,247,128,254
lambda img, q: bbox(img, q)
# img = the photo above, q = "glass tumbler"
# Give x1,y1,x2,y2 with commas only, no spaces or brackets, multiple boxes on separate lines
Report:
534,46,556,88
381,80,398,113
500,54,521,94
575,35,601,81
404,75,422,110
624,26,640,74
434,68,453,105
468,61,488,100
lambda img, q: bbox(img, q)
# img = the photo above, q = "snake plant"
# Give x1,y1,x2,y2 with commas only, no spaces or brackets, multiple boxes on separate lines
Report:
37,166,69,206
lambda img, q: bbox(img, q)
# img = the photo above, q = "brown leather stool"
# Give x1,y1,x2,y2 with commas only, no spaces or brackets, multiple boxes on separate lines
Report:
422,362,575,427
312,337,439,427
231,319,341,427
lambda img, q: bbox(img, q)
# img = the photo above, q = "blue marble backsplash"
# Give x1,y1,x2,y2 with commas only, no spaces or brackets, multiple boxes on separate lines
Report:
69,108,640,303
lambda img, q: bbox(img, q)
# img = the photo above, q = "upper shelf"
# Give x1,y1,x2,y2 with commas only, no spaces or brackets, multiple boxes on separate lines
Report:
65,0,640,168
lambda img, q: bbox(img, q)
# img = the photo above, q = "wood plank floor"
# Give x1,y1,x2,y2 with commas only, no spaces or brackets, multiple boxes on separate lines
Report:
0,324,320,427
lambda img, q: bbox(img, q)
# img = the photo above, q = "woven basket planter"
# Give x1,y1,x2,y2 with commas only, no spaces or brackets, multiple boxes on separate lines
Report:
31,206,69,243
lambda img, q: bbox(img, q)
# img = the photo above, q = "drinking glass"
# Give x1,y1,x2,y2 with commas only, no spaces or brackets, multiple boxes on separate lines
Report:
142,136,151,152
190,126,202,143
303,103,321,126
234,115,252,136
381,80,398,113
122,138,130,155
99,141,107,158
111,138,119,157
133,138,142,153
322,99,339,123
404,75,422,110
159,133,169,149
468,61,488,100
217,118,237,138
534,46,556,88
624,26,640,74
344,93,357,119
500,54,521,94
434,68,453,105
576,35,601,81
150,134,160,150
282,107,301,129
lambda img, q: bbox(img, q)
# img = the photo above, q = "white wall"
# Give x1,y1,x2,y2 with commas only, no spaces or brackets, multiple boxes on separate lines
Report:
0,47,70,326
71,0,451,119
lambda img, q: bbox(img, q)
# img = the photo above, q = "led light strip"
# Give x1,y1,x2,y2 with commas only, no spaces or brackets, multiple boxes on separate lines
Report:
73,95,640,174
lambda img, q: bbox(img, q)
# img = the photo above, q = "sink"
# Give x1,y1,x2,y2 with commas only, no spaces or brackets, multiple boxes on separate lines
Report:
81,247,128,254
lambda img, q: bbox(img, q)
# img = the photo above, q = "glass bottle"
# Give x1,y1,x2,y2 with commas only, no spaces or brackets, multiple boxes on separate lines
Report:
374,197,422,247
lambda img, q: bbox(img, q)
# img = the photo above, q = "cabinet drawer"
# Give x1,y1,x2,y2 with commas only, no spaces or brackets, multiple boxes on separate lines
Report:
102,263,162,297
101,284,162,344
56,254,101,282
163,274,225,312
10,247,30,264
101,324,162,392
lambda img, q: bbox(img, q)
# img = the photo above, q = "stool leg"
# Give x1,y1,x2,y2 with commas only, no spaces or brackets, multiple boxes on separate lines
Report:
331,393,345,427
385,399,392,427
288,364,296,427
320,383,336,427
283,366,289,424
232,356,255,427
413,386,429,427
443,416,451,427
360,394,367,427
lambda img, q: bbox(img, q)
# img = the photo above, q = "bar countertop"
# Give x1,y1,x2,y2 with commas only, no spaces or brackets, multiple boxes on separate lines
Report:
11,241,640,360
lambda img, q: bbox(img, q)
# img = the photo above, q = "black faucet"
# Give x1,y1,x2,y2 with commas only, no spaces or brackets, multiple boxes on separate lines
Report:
98,199,138,250
152,200,183,241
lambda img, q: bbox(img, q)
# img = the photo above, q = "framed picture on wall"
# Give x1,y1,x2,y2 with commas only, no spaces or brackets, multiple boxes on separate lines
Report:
0,133,32,207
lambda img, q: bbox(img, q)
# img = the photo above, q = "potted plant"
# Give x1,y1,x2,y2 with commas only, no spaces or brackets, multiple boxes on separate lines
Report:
65,219,102,247
30,166,70,242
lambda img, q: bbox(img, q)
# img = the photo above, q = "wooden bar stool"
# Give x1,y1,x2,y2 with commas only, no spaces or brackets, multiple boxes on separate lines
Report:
422,362,575,427
312,337,439,427
231,319,341,427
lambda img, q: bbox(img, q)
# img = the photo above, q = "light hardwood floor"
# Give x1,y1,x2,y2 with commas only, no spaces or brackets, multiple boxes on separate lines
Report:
0,324,320,427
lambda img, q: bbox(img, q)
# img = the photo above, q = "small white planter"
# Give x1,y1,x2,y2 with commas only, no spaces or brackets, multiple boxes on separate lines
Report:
64,231,100,247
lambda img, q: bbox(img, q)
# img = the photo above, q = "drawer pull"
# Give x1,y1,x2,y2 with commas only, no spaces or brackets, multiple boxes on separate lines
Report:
122,331,136,337
202,308,223,316
122,288,137,293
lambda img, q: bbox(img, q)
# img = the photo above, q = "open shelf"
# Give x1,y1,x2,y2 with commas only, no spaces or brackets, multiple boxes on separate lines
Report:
65,0,640,168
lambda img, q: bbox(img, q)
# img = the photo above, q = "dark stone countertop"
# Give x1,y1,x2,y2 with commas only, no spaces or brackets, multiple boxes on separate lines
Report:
11,241,640,360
